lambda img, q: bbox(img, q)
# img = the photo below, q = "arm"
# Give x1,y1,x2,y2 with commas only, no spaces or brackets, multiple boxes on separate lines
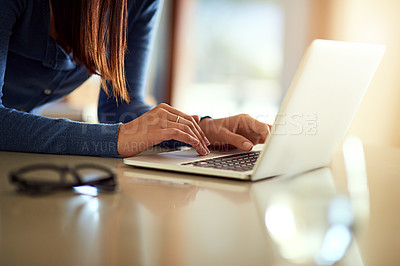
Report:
0,0,120,157
99,0,269,156
97,0,162,124
99,0,203,153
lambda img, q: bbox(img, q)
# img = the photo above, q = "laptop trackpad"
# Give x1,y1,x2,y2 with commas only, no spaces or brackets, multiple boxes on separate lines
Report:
158,147,248,160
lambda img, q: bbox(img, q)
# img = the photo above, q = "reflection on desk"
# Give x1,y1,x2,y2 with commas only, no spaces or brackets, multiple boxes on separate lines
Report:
1,145,400,266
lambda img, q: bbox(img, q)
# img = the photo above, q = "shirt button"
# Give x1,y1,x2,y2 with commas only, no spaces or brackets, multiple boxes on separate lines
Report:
43,88,52,95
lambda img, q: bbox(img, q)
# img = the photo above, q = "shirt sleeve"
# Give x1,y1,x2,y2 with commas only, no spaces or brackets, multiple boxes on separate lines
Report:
0,0,121,157
97,0,163,124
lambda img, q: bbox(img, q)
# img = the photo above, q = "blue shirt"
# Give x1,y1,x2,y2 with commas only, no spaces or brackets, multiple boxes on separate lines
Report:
0,0,161,157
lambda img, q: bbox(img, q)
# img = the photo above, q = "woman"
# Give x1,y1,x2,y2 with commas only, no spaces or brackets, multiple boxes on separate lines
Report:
0,0,269,157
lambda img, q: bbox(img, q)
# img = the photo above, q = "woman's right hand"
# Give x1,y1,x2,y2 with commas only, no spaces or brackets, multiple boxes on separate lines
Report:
117,103,210,157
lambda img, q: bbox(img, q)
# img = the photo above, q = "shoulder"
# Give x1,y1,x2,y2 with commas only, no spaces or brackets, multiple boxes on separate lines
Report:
0,0,28,15
0,0,29,38
0,0,30,28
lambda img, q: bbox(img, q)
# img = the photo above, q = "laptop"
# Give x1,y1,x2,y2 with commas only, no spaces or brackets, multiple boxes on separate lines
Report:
124,39,385,181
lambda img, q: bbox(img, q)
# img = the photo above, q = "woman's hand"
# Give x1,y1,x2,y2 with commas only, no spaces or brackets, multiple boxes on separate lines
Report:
199,114,271,151
117,103,210,157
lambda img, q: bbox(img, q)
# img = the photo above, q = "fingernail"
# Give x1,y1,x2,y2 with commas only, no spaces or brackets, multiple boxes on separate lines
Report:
199,148,207,156
204,137,211,146
203,145,210,155
243,142,253,151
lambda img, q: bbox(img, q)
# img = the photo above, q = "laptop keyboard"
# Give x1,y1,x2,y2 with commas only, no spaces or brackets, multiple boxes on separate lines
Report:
181,151,260,172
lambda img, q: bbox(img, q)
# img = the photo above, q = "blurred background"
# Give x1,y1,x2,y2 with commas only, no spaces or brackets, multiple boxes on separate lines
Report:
44,0,400,148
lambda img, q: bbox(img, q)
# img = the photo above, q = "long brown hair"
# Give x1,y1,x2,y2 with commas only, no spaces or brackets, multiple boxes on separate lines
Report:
51,0,129,102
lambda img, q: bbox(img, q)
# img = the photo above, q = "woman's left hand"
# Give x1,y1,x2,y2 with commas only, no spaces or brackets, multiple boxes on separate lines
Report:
198,114,271,151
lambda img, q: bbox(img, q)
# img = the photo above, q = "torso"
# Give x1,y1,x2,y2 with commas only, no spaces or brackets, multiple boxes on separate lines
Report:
2,0,89,112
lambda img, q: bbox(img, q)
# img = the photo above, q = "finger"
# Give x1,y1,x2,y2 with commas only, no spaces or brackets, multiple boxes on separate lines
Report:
249,122,271,144
171,117,210,152
160,128,209,155
159,104,210,146
162,110,210,149
246,123,272,144
220,128,254,152
237,116,270,144
166,120,210,154
192,115,200,123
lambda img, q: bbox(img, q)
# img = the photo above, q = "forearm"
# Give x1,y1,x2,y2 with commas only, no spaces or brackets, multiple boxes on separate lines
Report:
0,107,121,157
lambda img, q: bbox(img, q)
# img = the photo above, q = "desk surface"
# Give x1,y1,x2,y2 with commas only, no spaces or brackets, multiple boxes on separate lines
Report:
0,146,399,266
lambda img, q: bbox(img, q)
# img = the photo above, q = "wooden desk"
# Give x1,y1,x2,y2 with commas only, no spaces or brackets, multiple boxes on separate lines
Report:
0,146,399,266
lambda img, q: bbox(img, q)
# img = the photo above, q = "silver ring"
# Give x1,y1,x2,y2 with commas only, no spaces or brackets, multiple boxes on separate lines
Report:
176,115,180,123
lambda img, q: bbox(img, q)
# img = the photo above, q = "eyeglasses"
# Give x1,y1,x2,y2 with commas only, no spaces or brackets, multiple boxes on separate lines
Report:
9,163,117,195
